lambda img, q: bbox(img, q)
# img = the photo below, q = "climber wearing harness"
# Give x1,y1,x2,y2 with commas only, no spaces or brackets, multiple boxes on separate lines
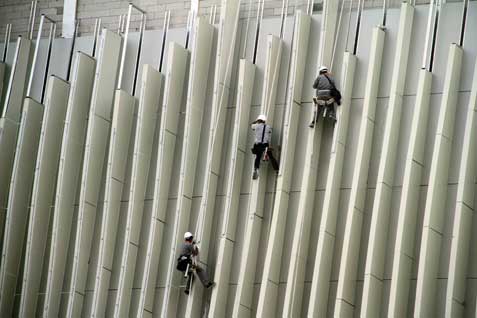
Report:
251,114,279,180
309,66,341,128
176,232,215,295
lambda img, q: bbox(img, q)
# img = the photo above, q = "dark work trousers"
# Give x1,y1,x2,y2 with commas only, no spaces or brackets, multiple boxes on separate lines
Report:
253,143,279,171
194,264,210,286
184,263,210,293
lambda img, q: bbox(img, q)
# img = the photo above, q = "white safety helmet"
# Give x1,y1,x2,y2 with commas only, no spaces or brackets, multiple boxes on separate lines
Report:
319,65,329,73
256,114,267,122
184,232,193,239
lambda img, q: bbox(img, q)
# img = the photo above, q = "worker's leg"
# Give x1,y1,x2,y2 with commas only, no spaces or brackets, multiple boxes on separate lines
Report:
254,150,262,170
328,103,337,121
267,149,279,171
310,98,318,128
184,270,194,294
195,265,211,287
253,144,265,179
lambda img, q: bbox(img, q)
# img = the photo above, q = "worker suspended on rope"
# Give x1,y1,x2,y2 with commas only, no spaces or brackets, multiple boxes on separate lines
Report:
309,66,342,128
176,232,215,295
250,114,279,180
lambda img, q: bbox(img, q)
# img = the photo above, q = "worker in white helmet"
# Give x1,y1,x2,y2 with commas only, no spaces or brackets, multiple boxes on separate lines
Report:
177,232,214,294
310,65,341,128
250,114,279,179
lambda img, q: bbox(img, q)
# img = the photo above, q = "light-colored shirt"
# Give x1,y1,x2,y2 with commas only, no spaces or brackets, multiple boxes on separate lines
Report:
251,123,272,144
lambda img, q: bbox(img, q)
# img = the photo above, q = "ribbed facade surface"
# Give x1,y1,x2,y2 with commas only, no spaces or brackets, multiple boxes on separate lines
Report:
0,1,476,317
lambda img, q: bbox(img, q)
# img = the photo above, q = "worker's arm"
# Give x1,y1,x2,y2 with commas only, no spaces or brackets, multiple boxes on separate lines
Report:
312,76,320,89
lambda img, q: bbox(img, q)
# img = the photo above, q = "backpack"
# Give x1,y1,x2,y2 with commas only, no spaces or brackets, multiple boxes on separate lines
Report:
324,75,342,105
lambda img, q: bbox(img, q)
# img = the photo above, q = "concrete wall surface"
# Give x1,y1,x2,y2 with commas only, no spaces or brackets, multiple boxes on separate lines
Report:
0,1,477,317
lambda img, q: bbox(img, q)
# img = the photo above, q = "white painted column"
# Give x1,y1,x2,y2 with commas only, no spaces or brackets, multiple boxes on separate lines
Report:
186,0,241,315
0,98,43,317
281,1,338,315
333,27,385,317
63,29,122,317
306,52,357,318
414,43,463,318
42,52,96,318
256,11,311,318
107,66,163,317
160,17,214,318
208,59,256,318
0,38,32,244
445,60,477,318
232,35,282,318
18,76,70,317
387,68,432,318
82,88,136,318
361,4,414,317
131,42,188,318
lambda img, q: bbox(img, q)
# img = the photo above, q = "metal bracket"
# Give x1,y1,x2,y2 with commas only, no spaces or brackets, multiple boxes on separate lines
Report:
209,5,217,25
66,20,79,81
116,3,146,96
158,11,171,72
279,0,289,39
353,0,365,55
459,0,469,47
253,0,265,64
26,14,56,104
27,0,38,40
2,24,12,63
331,0,346,68
1,36,21,118
92,18,101,57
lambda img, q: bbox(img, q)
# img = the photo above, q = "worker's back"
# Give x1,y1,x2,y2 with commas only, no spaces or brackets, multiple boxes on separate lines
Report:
313,73,335,96
251,122,272,144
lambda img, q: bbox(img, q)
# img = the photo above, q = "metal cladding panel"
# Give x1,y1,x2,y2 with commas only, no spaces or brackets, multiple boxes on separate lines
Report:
42,52,96,318
0,98,43,317
361,4,414,317
256,11,311,318
334,27,385,317
111,65,162,316
0,38,32,241
307,52,357,318
414,44,463,318
91,30,122,120
63,29,122,317
133,43,188,318
86,89,135,317
431,2,462,94
3,37,32,121
445,60,477,316
186,0,242,313
388,69,432,317
18,76,70,317
232,35,282,318
160,17,214,318
209,59,255,318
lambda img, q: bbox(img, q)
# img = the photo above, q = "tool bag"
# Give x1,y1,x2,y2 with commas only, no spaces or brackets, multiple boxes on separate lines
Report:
324,74,342,105
177,254,192,272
